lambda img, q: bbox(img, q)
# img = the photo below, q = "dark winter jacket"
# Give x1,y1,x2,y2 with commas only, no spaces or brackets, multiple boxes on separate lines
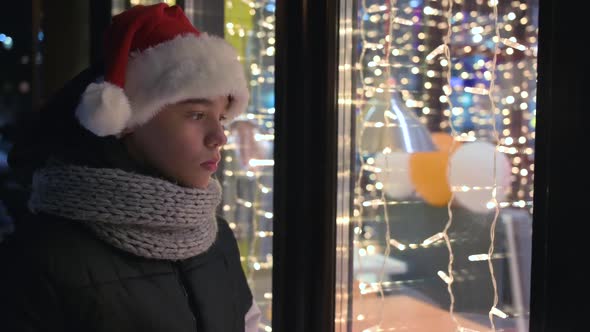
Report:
0,212,255,332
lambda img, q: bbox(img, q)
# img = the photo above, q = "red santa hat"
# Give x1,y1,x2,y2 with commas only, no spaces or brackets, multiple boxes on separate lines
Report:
75,3,249,137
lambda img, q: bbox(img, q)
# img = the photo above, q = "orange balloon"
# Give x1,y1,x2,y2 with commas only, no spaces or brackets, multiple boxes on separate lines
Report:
431,132,462,154
409,151,452,207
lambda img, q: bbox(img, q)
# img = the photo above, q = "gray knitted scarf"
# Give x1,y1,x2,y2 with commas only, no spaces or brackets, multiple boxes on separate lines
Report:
28,164,222,260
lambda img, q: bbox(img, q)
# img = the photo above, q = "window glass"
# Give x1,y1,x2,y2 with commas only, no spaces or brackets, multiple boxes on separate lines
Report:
336,1,538,331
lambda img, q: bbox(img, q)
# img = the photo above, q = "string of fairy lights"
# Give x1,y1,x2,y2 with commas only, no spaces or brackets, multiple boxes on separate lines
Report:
441,0,460,328
486,1,502,329
361,0,399,328
352,0,537,331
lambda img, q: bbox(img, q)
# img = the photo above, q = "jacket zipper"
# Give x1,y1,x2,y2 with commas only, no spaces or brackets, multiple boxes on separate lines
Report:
174,262,199,330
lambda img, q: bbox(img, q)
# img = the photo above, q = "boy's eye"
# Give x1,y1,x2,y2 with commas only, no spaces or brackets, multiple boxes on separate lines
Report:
188,112,228,124
190,112,205,120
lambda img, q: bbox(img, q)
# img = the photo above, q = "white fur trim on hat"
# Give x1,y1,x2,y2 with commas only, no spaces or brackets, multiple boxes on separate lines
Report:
75,81,132,137
124,33,249,129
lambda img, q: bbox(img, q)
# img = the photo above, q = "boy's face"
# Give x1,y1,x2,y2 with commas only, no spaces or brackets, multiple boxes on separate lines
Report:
123,96,229,188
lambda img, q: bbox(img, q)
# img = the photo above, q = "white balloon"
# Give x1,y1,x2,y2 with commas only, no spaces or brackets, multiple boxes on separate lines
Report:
373,152,415,200
449,141,511,213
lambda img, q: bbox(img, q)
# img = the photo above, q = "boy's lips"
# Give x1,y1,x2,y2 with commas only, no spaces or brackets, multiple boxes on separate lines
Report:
200,159,219,171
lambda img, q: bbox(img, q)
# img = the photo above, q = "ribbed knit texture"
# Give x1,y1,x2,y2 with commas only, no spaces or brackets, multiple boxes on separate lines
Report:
29,164,221,260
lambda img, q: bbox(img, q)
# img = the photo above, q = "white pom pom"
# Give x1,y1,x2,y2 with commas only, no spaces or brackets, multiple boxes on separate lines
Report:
75,82,132,137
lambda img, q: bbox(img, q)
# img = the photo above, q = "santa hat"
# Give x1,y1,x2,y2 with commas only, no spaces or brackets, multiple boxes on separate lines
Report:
75,3,249,137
